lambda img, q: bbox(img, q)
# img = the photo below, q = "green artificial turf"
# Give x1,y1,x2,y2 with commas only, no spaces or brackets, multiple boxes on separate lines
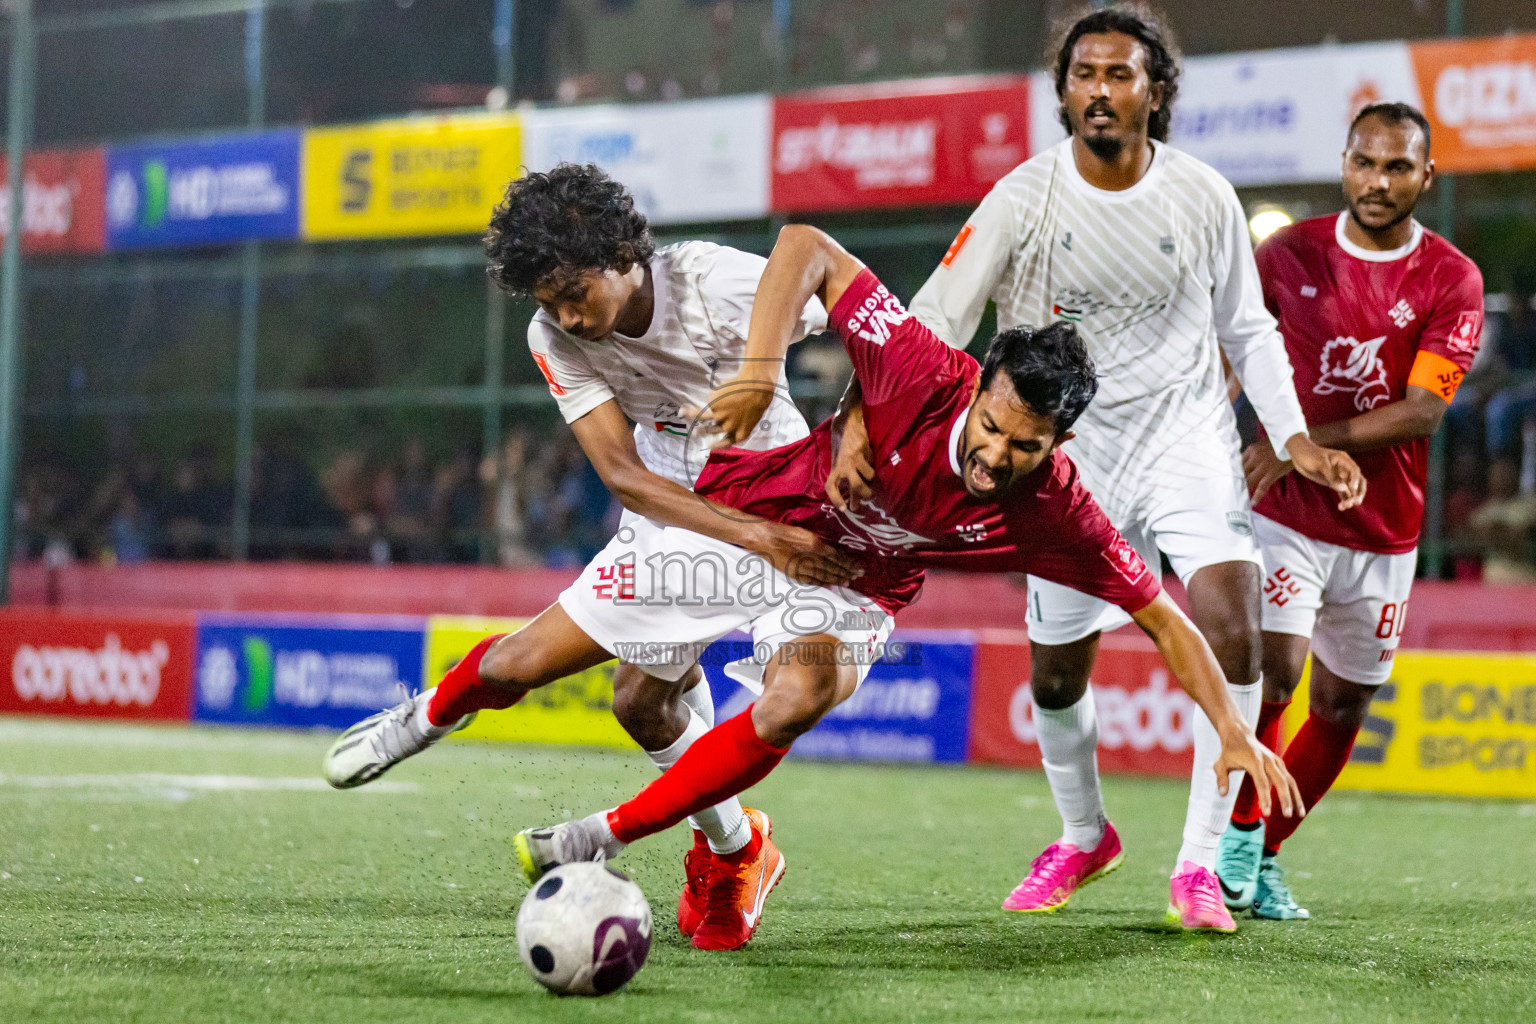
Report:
1,717,1531,1024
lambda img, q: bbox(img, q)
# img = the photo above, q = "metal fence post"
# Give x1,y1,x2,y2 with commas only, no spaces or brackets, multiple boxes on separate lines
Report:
231,0,265,560
0,0,34,603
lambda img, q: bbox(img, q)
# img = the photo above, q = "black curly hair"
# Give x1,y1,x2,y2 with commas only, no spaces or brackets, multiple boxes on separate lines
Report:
484,163,656,297
978,321,1098,435
1051,2,1182,143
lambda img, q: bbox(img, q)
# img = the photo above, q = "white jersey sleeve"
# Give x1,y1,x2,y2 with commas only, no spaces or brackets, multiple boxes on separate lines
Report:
909,185,1025,351
696,245,827,354
526,316,614,424
1209,185,1310,458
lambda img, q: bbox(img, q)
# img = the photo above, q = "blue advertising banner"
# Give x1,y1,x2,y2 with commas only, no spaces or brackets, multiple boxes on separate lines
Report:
193,613,425,729
106,130,301,249
701,630,976,763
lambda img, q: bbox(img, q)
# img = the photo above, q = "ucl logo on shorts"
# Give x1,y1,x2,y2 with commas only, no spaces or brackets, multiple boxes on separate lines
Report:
592,563,636,602
1264,566,1300,607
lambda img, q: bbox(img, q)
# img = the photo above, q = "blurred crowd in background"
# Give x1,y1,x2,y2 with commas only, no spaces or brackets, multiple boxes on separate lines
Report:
16,314,1536,580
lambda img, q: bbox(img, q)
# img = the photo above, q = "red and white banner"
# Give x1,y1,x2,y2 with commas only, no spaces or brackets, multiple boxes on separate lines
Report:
0,608,196,722
0,148,107,254
967,631,1194,778
771,75,1028,212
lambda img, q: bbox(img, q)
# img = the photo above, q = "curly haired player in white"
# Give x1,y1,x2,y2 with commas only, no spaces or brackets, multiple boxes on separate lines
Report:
852,5,1365,931
324,163,853,951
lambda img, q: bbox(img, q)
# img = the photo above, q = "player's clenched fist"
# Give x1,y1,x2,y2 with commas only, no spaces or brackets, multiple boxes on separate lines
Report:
745,520,863,587
825,405,875,511
683,375,781,450
1259,432,1370,512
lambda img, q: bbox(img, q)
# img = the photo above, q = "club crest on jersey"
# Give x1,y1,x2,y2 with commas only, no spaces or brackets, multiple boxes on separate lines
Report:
843,283,910,347
1449,310,1482,354
1314,335,1391,411
1101,534,1150,584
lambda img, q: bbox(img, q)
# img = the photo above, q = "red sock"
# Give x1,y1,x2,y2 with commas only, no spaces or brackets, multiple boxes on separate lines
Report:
425,634,518,727
1231,700,1291,825
607,705,788,845
1263,713,1360,853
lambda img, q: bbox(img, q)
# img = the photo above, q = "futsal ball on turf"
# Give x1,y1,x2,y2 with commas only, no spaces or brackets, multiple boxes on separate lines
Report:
516,861,653,996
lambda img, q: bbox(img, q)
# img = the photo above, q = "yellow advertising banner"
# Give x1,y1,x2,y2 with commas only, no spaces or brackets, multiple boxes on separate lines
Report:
1286,650,1536,799
422,616,635,749
303,112,520,240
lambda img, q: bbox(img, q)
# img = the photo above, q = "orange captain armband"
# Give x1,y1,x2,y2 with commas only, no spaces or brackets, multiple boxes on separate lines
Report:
1407,349,1465,404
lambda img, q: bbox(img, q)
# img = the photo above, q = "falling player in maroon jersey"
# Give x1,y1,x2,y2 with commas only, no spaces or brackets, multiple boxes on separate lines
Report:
1214,103,1483,920
501,223,1302,940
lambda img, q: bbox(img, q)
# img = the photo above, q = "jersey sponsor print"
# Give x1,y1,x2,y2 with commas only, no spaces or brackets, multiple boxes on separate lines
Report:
1254,213,1484,553
694,267,1159,617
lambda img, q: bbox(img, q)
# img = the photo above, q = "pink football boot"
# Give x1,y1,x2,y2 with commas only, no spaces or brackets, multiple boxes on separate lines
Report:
1003,823,1125,913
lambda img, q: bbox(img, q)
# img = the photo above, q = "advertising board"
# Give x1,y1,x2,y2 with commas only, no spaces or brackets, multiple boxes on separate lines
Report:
106,130,301,249
0,608,195,722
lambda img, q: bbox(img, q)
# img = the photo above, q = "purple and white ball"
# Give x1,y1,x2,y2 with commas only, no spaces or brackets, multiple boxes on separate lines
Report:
516,862,653,996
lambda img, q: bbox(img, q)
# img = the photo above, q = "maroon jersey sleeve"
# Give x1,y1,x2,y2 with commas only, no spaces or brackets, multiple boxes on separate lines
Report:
829,267,973,405
1027,469,1161,614
1416,255,1485,372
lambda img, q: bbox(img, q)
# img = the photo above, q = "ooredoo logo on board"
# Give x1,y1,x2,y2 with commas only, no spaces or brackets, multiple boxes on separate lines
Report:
0,610,196,721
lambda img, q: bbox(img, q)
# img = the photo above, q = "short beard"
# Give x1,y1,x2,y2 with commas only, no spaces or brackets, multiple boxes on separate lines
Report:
1347,198,1415,235
1080,132,1124,161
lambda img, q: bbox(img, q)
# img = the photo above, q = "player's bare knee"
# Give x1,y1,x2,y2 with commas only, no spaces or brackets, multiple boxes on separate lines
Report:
1309,671,1375,730
1200,612,1261,686
611,663,688,751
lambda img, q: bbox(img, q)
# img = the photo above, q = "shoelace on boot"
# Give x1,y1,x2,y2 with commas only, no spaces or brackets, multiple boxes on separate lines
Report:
699,857,750,930
683,846,715,903
1013,842,1073,898
1181,867,1226,915
367,698,423,763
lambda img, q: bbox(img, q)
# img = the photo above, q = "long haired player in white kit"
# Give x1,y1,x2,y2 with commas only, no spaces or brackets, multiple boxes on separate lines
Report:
1214,104,1484,920
324,163,859,951
864,5,1366,931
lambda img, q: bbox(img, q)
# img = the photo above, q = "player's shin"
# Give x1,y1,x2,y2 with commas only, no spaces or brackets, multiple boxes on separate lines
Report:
425,633,523,727
1262,713,1359,852
1176,678,1262,872
645,706,751,855
609,705,789,845
1230,699,1291,827
1033,690,1107,849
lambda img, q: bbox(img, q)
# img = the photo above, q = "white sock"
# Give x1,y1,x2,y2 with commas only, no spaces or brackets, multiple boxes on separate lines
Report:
582,810,628,860
1033,690,1107,850
1175,677,1263,874
645,706,750,855
679,675,716,729
412,687,453,737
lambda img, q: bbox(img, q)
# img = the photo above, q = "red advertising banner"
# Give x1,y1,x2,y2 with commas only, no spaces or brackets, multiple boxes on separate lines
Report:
0,608,196,722
968,631,1194,778
0,148,107,254
771,75,1028,212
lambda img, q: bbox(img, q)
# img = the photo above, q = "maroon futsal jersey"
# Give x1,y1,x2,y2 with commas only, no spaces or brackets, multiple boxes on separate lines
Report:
694,268,1160,616
1253,214,1484,554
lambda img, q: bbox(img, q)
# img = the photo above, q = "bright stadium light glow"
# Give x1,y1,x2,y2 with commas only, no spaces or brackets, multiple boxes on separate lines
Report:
1248,207,1293,242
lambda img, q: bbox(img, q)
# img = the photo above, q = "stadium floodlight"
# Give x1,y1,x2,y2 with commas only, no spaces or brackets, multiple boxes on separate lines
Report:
1248,207,1293,242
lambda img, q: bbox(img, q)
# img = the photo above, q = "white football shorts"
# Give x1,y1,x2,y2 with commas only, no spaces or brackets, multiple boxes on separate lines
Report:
1025,472,1262,645
559,518,892,689
1253,513,1417,686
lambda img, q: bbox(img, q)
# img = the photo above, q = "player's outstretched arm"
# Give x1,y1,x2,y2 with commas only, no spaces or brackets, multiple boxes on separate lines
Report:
570,399,860,588
686,226,866,448
1131,592,1305,819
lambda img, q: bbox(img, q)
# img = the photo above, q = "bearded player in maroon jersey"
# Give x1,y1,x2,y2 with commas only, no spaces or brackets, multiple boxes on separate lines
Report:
485,223,1301,944
1214,103,1484,920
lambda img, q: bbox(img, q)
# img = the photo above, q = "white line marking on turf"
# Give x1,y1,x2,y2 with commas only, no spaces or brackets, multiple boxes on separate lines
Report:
0,772,418,794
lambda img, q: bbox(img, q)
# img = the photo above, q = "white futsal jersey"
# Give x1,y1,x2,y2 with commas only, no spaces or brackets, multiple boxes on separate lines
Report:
910,139,1309,526
528,240,827,488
